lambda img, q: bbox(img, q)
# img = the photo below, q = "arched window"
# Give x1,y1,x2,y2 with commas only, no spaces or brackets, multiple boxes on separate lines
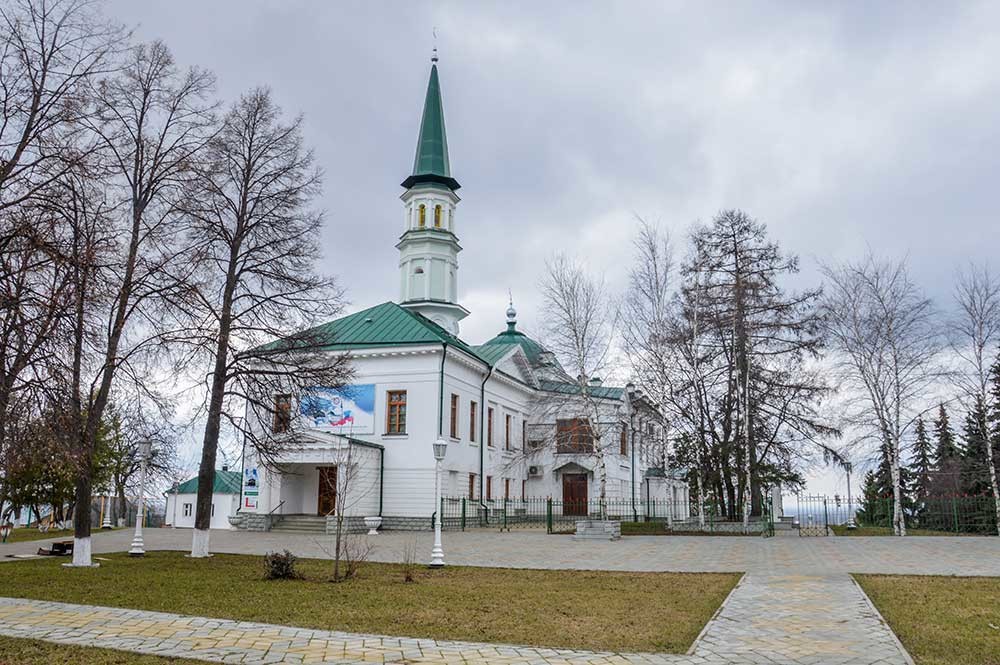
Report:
434,204,442,228
418,204,426,227
414,267,424,274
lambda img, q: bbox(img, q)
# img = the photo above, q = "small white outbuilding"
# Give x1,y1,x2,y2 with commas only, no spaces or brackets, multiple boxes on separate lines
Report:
164,469,241,530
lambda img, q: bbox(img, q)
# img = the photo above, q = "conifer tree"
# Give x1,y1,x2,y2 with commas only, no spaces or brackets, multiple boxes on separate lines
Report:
911,417,933,499
932,403,962,495
961,396,991,495
988,352,1000,489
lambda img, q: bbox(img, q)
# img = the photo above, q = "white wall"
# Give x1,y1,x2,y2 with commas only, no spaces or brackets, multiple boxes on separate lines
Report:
245,344,533,518
164,492,238,529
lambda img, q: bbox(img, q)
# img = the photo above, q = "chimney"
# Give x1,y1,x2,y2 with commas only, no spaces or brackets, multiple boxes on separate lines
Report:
222,464,229,472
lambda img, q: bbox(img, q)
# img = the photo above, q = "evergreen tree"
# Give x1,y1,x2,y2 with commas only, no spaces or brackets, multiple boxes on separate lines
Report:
961,396,991,495
855,470,891,527
911,417,933,498
931,403,962,495
989,353,1000,487
910,417,933,525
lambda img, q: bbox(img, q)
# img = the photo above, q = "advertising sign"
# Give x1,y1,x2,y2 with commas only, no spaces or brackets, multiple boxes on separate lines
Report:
300,384,376,435
243,467,259,511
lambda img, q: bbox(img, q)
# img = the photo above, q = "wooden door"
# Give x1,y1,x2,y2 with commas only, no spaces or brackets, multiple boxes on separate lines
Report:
562,473,588,516
317,466,337,516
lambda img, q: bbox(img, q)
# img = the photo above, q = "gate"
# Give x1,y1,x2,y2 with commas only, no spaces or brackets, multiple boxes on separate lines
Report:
796,494,830,536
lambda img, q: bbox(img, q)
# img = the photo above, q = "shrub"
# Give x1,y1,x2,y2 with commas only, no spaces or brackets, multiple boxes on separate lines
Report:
263,550,302,580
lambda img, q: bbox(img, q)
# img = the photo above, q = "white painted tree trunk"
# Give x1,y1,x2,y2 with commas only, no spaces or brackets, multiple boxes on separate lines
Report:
190,528,211,558
67,537,95,567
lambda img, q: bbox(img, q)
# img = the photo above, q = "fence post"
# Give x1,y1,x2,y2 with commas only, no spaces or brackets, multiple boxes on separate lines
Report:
503,497,508,532
952,496,959,534
823,497,829,535
461,498,466,531
546,497,552,534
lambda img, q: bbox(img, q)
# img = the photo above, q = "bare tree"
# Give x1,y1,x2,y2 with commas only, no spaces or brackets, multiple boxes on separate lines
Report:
675,211,831,532
950,263,1000,534
821,254,944,536
176,88,350,557
314,439,379,582
620,219,680,525
0,0,121,213
62,40,215,566
539,253,618,512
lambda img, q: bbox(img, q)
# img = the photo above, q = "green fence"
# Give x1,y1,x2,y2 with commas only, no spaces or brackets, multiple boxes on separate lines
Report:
438,497,770,535
851,494,1000,535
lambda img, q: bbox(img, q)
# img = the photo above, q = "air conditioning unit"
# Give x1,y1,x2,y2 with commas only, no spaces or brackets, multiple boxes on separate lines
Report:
528,465,542,477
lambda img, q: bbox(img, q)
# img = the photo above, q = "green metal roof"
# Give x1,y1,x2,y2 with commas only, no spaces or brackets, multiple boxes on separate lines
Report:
538,380,625,401
401,63,460,191
168,470,241,495
475,319,563,371
273,301,488,365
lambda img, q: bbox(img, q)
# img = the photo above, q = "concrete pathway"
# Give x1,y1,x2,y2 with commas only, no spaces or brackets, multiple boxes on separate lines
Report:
4,527,1000,575
4,528,990,663
0,575,913,664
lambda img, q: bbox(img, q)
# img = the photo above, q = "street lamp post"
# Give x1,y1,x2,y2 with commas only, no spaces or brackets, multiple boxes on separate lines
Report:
429,437,447,568
101,494,113,529
128,440,153,557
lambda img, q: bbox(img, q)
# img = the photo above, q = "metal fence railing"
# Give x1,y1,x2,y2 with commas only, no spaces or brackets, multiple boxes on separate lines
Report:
853,495,1000,535
786,494,1000,536
436,497,770,535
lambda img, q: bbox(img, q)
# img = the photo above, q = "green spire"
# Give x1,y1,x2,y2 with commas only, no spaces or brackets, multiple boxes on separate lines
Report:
402,61,460,191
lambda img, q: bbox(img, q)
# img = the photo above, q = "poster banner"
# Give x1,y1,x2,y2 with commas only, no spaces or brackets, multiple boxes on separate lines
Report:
242,467,259,512
301,384,376,435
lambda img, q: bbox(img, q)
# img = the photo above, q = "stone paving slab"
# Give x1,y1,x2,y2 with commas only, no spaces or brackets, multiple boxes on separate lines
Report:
4,528,1000,577
0,573,913,665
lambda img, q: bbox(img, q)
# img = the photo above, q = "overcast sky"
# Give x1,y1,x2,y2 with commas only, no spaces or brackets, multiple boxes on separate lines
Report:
106,1,999,493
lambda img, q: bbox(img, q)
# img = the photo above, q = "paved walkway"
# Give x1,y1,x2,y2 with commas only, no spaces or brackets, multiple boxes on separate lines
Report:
4,527,1000,575
0,574,912,664
4,528,992,663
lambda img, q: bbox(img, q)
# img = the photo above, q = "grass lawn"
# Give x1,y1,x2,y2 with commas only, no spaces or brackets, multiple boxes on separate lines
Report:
830,525,986,537
0,552,739,653
0,635,203,664
855,574,1000,665
621,521,757,536
0,528,75,544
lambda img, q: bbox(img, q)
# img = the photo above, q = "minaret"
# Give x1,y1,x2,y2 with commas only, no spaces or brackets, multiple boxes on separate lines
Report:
397,48,469,335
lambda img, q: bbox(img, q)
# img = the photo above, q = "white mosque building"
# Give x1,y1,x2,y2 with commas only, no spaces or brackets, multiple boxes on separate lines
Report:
232,54,689,533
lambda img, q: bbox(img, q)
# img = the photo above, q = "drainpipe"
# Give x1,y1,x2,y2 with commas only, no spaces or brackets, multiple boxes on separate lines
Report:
437,343,448,438
478,363,495,508
631,411,638,522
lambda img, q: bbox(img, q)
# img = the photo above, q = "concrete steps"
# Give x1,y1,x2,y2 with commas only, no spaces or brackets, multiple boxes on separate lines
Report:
270,515,327,534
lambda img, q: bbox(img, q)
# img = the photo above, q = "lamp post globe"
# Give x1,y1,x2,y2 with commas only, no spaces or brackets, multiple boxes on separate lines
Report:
128,440,154,557
430,437,447,568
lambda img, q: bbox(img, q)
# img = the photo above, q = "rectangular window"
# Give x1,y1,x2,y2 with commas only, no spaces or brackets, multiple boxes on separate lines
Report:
504,478,510,500
522,479,526,499
620,421,628,456
211,503,215,517
386,390,407,434
522,420,527,451
487,407,494,447
505,414,512,450
486,475,493,500
450,393,459,439
273,394,291,433
468,473,476,499
556,418,594,453
469,401,477,442
183,503,192,517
